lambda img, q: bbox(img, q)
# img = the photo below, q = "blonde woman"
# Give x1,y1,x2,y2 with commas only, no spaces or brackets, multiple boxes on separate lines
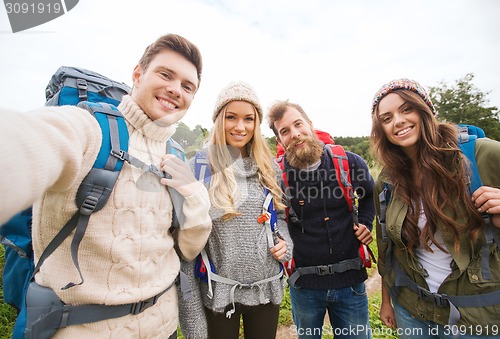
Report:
178,81,293,339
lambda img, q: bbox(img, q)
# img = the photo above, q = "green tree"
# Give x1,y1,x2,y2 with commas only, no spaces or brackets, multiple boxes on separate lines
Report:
429,73,500,141
172,123,209,158
266,136,278,155
172,122,195,148
191,124,208,147
334,136,373,166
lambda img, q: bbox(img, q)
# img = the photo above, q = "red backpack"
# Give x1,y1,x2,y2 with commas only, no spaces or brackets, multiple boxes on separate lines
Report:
275,130,374,278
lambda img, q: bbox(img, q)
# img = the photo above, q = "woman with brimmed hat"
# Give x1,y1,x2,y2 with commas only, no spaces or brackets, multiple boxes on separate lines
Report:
177,81,293,339
371,78,500,338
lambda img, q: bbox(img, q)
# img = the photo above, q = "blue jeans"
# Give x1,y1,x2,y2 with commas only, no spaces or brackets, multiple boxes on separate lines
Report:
289,282,371,339
393,300,499,339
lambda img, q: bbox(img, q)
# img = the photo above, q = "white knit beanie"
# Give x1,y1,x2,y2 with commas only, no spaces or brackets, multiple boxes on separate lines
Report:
212,81,263,123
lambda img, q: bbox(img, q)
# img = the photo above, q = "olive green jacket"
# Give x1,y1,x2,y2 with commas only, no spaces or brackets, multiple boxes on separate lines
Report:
375,138,500,328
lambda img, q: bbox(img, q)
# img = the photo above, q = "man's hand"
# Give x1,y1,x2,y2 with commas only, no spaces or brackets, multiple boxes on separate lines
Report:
353,223,373,245
160,154,201,197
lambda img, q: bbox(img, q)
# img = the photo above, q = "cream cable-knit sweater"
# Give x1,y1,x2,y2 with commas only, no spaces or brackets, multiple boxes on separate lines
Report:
0,96,211,338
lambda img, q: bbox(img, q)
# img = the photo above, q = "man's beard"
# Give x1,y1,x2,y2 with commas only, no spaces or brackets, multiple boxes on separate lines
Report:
285,134,324,169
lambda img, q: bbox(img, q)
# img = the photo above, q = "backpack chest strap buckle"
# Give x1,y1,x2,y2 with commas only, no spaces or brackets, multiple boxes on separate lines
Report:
130,294,159,315
417,286,449,308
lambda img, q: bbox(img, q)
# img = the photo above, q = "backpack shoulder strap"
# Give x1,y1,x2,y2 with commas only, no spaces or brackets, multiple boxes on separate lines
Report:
83,101,129,171
325,145,354,212
163,138,186,229
458,125,482,194
32,102,128,288
275,153,289,188
166,138,186,161
260,189,279,248
378,182,392,243
378,181,395,275
194,150,211,184
327,145,377,266
275,155,299,227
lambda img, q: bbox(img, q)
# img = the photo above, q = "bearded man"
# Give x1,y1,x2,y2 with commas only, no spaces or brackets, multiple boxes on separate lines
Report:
267,100,375,339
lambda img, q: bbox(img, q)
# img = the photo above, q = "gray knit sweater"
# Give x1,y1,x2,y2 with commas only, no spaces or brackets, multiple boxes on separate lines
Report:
178,156,293,338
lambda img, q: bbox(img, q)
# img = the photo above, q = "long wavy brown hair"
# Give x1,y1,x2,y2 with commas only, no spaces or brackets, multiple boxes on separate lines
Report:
371,90,484,253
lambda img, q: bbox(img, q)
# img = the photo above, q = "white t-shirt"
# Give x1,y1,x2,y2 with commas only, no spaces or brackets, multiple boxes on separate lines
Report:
414,203,453,292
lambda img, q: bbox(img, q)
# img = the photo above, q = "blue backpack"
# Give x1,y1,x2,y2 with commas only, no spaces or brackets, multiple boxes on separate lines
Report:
377,124,500,327
0,66,186,339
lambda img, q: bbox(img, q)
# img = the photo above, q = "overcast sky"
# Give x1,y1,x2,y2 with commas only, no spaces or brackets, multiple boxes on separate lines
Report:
1,0,499,138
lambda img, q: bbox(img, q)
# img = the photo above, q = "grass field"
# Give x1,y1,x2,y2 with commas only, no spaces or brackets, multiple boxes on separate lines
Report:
0,246,17,339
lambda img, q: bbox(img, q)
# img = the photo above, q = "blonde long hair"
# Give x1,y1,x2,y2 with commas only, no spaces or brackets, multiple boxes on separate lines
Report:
207,104,285,220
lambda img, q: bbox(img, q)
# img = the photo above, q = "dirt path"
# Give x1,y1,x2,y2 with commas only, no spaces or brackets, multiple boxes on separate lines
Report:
365,270,382,295
275,272,381,339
